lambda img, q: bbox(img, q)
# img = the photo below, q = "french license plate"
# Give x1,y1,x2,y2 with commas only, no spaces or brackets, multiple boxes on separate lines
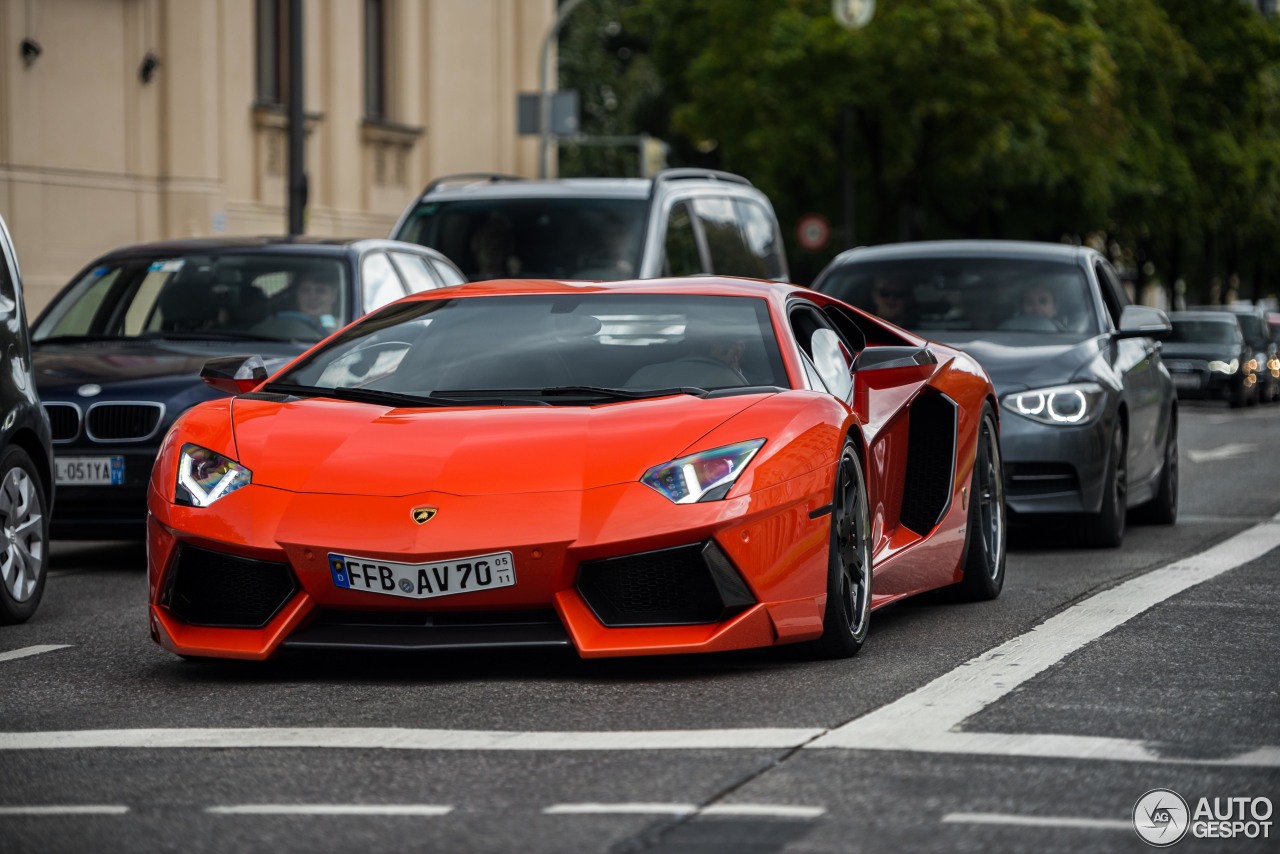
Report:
1171,372,1202,390
54,455,125,486
328,550,516,600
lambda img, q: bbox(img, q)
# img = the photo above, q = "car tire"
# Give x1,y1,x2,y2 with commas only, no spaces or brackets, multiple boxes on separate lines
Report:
1135,415,1178,525
1082,425,1127,548
0,446,50,625
955,406,1006,600
809,439,872,659
1230,381,1246,408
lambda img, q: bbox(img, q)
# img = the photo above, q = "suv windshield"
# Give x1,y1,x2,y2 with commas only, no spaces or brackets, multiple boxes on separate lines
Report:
819,257,1101,336
34,252,351,343
396,198,646,282
275,293,788,398
1170,319,1239,344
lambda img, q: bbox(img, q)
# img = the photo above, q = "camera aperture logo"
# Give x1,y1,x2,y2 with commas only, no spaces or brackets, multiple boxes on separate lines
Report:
1135,789,1189,846
1134,789,1274,846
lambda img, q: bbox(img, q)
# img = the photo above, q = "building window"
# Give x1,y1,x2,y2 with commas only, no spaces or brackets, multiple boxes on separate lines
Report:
365,0,388,120
256,0,288,105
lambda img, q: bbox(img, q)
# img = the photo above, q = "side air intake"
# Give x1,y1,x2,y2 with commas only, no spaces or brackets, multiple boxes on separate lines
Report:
900,390,958,535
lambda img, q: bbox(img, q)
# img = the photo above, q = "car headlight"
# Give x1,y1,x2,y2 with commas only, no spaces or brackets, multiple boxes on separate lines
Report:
175,443,252,507
1001,383,1104,426
640,439,764,504
1208,358,1239,375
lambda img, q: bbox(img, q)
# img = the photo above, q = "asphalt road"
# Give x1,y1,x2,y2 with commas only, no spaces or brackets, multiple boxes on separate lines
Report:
2,400,1278,853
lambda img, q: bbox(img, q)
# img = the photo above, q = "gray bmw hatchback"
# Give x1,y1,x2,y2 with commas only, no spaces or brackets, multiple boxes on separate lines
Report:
812,240,1176,547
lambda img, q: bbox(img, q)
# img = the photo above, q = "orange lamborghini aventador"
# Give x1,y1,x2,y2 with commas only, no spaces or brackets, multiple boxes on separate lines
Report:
147,277,1005,661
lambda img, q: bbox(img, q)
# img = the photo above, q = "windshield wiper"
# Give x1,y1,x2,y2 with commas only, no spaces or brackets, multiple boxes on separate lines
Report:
34,334,128,345
134,330,297,342
261,382,458,408
439,386,711,401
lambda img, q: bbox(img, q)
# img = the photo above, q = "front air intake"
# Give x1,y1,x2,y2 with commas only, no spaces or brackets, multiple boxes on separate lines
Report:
162,545,297,628
576,541,755,627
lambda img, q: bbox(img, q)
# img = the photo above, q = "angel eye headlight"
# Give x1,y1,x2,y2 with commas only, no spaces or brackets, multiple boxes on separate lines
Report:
175,443,252,507
1002,383,1104,426
641,439,765,504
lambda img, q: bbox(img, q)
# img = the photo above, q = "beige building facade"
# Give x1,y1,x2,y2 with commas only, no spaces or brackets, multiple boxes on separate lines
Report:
0,0,553,314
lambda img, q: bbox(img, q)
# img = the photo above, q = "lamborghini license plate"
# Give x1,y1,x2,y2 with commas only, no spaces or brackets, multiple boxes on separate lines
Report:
328,550,515,600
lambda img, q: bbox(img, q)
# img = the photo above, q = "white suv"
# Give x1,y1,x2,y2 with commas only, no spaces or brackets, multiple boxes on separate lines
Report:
390,169,789,283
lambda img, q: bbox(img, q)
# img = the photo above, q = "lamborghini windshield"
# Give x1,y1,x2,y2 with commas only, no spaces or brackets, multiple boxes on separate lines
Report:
274,293,789,398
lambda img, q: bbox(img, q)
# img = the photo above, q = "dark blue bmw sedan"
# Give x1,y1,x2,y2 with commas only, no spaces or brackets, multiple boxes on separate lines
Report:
32,237,464,539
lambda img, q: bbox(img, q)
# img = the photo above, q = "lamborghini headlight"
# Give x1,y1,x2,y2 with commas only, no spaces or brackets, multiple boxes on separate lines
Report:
175,443,252,507
641,439,764,504
1207,358,1239,375
1001,382,1104,426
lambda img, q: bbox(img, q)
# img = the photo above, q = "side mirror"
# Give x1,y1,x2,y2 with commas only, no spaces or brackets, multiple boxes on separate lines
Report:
1113,305,1171,340
201,354,268,395
854,346,938,372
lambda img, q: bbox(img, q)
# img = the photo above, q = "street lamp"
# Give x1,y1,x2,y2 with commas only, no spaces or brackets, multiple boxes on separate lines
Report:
539,0,589,178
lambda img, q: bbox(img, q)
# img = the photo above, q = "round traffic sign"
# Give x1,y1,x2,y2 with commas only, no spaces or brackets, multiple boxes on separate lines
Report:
796,214,831,251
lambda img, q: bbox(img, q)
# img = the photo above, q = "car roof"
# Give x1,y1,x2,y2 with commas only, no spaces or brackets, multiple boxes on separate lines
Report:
403,276,807,302
420,178,652,202
92,236,421,258
829,239,1094,265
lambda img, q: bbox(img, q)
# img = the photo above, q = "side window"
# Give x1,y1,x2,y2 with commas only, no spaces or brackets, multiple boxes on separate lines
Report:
431,258,466,288
1094,261,1127,328
663,201,705,276
0,241,16,315
362,252,407,310
735,199,784,280
790,306,854,400
390,252,443,293
693,197,761,278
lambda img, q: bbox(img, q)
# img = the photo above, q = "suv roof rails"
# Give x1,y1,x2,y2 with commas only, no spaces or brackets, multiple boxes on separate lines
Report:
419,172,527,200
653,168,753,188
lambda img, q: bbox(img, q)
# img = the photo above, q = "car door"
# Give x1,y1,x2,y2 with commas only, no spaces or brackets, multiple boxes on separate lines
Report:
1095,259,1162,493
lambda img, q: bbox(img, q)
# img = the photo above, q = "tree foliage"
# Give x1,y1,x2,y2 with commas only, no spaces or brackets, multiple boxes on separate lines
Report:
556,0,1280,296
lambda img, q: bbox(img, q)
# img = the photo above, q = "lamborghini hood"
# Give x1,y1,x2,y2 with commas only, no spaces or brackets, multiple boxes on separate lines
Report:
230,392,772,496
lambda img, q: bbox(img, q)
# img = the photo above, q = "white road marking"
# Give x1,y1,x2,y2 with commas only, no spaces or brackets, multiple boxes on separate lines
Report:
544,803,697,816
2,517,1278,767
0,805,129,815
207,805,452,816
701,804,826,818
1186,442,1258,463
0,727,822,752
544,803,825,818
0,644,71,663
807,514,1280,762
942,812,1131,831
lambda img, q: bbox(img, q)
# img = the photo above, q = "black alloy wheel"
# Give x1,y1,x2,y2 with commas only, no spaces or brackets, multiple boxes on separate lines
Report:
956,406,1006,600
1136,415,1178,525
1084,425,1127,548
810,440,872,659
0,446,49,625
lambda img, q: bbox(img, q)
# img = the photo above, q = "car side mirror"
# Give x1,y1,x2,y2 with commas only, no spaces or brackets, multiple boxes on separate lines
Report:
854,346,938,373
1113,305,1171,340
201,354,268,394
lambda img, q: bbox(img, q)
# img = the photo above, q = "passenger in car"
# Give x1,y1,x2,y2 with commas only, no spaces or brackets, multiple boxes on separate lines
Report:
470,213,521,280
867,275,918,328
